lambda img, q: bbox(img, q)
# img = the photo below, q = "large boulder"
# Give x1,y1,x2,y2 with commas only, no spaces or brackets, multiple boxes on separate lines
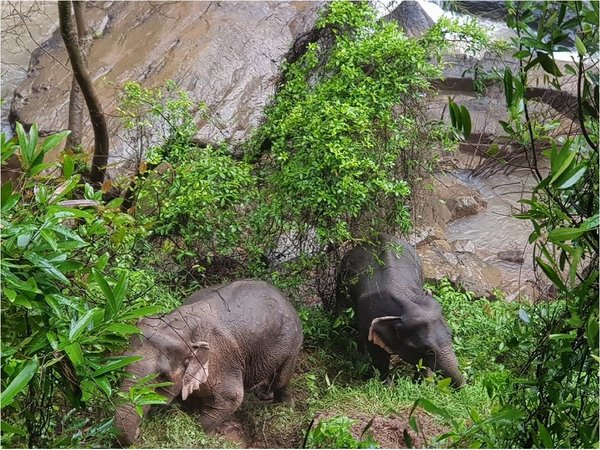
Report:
9,1,324,171
383,1,434,37
418,240,503,299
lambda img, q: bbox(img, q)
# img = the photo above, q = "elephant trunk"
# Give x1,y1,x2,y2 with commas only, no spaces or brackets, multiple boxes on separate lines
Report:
114,376,150,447
434,346,464,388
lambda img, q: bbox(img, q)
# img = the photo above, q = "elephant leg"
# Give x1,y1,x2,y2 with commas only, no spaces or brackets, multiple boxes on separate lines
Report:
366,341,391,383
272,356,297,404
253,381,274,401
199,379,244,433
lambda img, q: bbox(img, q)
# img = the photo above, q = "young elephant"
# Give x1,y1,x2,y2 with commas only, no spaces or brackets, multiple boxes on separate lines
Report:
336,234,464,387
114,279,303,447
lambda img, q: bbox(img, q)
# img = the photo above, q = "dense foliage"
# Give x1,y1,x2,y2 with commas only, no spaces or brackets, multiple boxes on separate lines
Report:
441,1,599,447
1,0,597,448
0,125,174,447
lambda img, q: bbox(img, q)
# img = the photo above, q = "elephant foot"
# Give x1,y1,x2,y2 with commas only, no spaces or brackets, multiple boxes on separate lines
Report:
273,386,293,404
253,383,274,402
215,420,248,447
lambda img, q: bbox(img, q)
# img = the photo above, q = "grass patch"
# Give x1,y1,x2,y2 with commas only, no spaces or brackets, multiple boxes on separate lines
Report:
140,407,236,448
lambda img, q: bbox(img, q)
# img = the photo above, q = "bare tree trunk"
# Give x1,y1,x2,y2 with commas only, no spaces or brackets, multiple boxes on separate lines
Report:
58,0,109,187
65,1,88,151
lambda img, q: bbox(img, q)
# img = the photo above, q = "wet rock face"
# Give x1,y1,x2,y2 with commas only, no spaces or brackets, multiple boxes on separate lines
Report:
10,1,324,166
418,240,503,299
383,1,434,37
446,194,487,221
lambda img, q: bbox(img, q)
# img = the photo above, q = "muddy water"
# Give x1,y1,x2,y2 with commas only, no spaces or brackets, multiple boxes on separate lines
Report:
446,167,544,297
1,1,58,133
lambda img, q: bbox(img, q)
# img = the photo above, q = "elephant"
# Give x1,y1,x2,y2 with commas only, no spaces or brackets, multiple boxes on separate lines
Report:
114,279,303,447
336,234,464,387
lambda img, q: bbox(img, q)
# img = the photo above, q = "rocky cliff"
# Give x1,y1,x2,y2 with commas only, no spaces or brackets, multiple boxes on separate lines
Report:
9,1,323,169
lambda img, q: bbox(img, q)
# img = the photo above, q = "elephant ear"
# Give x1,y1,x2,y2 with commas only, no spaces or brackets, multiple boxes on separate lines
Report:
181,341,210,401
368,316,402,354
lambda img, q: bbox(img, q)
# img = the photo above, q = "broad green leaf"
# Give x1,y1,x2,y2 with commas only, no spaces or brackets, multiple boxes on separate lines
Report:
548,227,586,242
1,137,18,163
582,214,599,230
0,357,38,408
93,269,116,318
28,123,39,164
113,271,128,312
92,356,143,377
448,99,457,129
64,342,84,367
536,257,566,291
512,50,530,59
449,101,462,132
49,224,87,245
24,252,70,284
106,323,140,335
2,192,20,212
556,165,586,189
549,150,576,185
95,252,110,271
460,105,471,139
537,420,555,448
536,51,563,77
40,229,58,251
95,376,112,397
499,120,514,134
490,406,525,421
15,123,30,166
1,181,13,204
40,130,70,154
3,288,16,302
575,36,586,57
409,415,418,433
47,205,94,220
1,419,26,436
568,245,583,286
69,308,101,341
48,175,81,204
63,154,75,179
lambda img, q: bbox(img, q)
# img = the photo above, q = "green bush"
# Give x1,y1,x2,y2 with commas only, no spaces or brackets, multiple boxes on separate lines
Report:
0,124,165,447
306,415,378,449
136,144,258,281
443,2,599,447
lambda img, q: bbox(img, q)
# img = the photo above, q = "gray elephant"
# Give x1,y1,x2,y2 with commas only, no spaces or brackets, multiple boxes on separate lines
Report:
114,279,303,447
336,234,464,387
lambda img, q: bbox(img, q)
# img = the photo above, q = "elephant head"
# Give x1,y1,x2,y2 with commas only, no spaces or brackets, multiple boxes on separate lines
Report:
367,295,464,388
114,317,210,447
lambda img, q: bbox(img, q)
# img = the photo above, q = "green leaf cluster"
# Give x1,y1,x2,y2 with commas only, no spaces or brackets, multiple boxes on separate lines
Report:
249,0,445,245
306,415,378,449
433,1,599,448
0,126,166,447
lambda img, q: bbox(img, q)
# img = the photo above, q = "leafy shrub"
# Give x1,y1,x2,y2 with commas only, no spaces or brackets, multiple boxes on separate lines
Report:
447,2,598,447
306,415,378,449
427,279,532,376
249,1,440,245
135,143,258,283
0,124,164,447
